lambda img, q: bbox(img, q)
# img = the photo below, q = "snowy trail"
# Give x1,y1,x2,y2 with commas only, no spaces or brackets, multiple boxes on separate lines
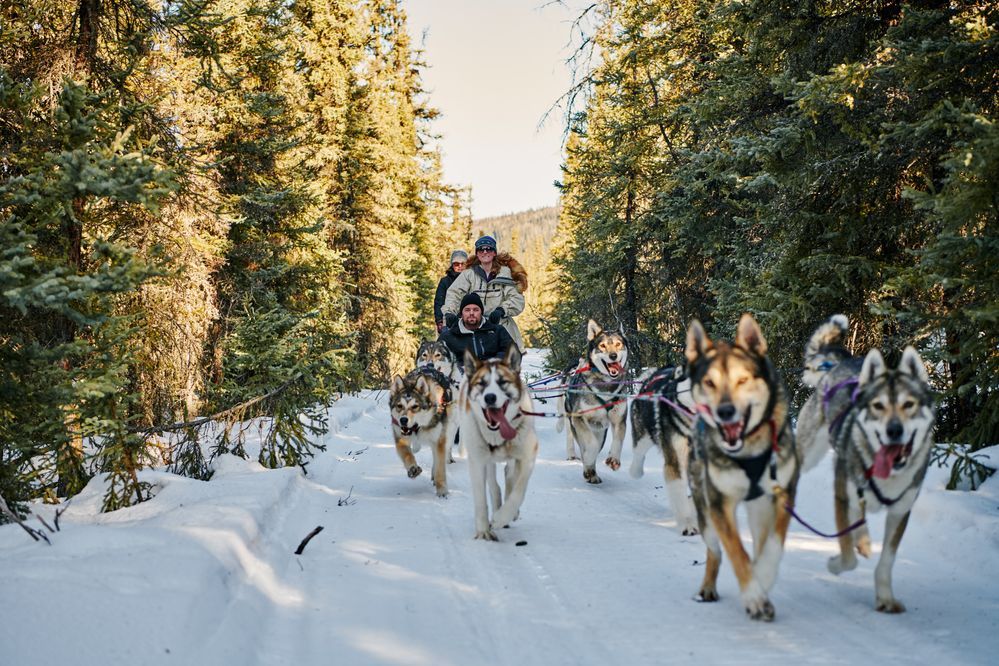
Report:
2,350,997,665
195,351,996,665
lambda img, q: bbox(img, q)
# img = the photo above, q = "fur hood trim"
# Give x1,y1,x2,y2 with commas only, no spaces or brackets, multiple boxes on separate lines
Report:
465,252,528,293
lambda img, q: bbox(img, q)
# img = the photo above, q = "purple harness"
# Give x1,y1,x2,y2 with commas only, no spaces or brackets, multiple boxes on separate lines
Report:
823,376,861,436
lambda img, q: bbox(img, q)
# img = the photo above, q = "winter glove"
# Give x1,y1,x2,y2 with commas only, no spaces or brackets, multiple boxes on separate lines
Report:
488,307,505,324
444,313,458,328
436,321,445,333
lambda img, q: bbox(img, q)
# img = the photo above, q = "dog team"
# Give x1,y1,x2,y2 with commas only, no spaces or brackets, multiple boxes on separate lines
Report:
389,236,936,621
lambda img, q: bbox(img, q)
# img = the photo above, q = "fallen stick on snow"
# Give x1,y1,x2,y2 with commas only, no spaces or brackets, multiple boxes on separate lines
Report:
0,492,52,545
294,525,324,555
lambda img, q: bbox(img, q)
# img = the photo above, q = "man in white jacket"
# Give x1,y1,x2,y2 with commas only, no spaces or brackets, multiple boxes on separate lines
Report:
442,235,527,351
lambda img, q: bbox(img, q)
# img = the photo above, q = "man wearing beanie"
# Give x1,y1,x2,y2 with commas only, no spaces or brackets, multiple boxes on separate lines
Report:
442,234,528,349
439,291,515,363
433,249,468,333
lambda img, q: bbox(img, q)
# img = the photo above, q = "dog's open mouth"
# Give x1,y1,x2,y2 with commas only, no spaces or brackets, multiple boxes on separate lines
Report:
719,421,745,453
870,440,914,479
483,402,518,440
399,424,419,436
604,360,624,377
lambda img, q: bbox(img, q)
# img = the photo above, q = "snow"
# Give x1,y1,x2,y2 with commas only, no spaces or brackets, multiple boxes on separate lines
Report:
2,349,998,665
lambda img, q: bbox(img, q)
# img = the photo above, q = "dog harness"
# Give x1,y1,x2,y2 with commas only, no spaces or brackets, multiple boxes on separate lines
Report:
411,365,454,409
822,375,861,437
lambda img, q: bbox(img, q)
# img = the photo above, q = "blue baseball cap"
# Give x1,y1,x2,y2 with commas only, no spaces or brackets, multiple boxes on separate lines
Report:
474,235,497,251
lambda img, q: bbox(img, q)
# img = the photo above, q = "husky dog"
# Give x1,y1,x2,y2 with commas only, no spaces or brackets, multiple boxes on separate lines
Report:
458,346,539,541
416,339,462,459
556,320,630,483
629,366,698,535
797,315,936,613
389,368,452,497
685,314,799,621
416,339,461,385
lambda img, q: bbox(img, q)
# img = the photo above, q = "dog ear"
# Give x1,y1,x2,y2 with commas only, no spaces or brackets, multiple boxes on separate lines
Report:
414,374,430,394
859,348,887,386
390,374,404,393
463,348,479,376
685,319,712,364
736,313,768,356
899,346,930,384
586,319,602,341
505,344,523,372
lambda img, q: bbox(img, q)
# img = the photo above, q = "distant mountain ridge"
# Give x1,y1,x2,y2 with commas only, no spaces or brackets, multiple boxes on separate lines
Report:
472,205,559,258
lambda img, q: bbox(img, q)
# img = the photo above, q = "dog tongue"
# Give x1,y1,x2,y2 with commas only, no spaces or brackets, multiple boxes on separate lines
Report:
721,422,742,444
607,362,622,376
871,444,904,479
488,407,518,440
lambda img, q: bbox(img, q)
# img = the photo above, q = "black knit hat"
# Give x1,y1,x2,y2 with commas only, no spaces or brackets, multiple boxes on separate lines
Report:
459,293,483,312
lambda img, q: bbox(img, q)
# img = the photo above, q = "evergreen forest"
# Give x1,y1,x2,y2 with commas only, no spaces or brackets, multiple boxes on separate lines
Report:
2,0,996,516
547,0,998,470
1,0,471,513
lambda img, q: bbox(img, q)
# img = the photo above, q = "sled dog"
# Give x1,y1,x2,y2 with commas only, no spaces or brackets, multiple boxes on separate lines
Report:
629,365,698,535
416,339,461,384
416,339,462,459
686,314,799,621
389,367,453,497
556,319,630,483
796,315,936,612
458,346,539,540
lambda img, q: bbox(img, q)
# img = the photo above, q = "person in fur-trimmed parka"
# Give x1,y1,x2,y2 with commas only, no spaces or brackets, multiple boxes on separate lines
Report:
442,235,527,351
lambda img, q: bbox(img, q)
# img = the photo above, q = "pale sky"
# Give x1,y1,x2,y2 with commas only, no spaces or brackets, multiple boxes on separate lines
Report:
403,0,585,219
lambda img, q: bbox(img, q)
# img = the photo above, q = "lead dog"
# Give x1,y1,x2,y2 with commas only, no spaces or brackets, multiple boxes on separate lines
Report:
629,365,698,535
686,314,799,621
797,315,936,612
458,346,539,541
389,369,452,497
556,319,630,483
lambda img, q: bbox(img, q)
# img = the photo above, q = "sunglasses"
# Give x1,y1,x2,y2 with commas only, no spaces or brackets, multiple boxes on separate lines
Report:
475,247,496,253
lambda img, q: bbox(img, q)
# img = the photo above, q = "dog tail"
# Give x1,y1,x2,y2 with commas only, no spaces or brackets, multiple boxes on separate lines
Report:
802,314,850,387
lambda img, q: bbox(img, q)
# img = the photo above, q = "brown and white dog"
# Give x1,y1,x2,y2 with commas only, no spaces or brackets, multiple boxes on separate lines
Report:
685,314,799,621
458,346,539,541
389,369,452,497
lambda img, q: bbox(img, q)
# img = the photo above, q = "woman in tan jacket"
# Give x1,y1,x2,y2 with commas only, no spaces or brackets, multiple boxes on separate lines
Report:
442,235,528,350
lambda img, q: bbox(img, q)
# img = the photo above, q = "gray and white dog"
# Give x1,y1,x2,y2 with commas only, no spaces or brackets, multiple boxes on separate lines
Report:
556,319,630,484
797,315,936,613
416,339,461,385
416,339,461,459
629,365,698,535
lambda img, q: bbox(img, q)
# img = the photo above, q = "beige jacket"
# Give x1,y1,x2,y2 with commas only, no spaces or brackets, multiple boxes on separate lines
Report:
442,253,528,350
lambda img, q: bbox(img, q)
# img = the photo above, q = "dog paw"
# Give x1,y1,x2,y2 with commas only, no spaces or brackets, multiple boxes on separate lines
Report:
583,468,602,484
746,599,776,622
407,465,422,479
856,535,872,558
566,455,580,461
629,464,644,479
435,486,448,498
695,587,719,602
681,525,700,536
474,530,499,542
741,582,774,621
876,597,906,614
605,456,621,471
827,554,857,575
